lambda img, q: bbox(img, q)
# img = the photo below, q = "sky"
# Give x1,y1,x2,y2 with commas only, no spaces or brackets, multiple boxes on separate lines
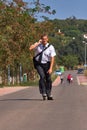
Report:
24,0,87,20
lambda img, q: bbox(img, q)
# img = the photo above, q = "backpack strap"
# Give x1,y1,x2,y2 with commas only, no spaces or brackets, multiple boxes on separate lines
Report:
34,44,50,58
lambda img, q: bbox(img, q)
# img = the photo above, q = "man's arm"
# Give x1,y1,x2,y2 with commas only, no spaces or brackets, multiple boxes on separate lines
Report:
47,57,55,74
29,39,42,51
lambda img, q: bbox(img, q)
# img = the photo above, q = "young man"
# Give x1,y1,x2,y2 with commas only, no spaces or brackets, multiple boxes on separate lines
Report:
29,34,56,100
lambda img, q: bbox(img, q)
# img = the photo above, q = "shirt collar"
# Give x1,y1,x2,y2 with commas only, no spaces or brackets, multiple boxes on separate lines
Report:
43,43,49,47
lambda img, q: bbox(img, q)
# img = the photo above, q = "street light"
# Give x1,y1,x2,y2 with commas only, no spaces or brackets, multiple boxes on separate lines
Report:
83,41,87,69
83,34,87,69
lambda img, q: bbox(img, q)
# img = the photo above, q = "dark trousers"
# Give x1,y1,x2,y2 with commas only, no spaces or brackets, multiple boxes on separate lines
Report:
36,62,52,97
61,78,63,84
67,79,71,83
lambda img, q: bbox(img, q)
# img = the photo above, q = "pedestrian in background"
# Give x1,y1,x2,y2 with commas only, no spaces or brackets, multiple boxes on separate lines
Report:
60,74,64,84
67,74,73,84
29,34,56,100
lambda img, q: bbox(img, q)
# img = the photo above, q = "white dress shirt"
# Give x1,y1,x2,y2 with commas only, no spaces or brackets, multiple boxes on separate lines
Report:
35,43,56,64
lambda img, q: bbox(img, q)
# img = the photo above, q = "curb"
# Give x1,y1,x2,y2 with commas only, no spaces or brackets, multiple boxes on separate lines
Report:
77,75,87,85
52,76,60,87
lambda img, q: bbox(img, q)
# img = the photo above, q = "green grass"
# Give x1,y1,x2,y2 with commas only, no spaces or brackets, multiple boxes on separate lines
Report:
84,70,87,76
0,84,4,88
20,80,38,86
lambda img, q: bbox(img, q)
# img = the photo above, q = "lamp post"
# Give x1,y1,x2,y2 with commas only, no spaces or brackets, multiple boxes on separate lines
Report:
83,34,87,69
83,41,87,69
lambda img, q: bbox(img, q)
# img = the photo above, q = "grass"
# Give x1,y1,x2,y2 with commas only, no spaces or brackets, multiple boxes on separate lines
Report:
84,70,87,76
0,84,4,88
20,80,38,86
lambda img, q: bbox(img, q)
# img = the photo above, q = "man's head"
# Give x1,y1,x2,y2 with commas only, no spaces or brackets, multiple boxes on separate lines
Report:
41,34,48,45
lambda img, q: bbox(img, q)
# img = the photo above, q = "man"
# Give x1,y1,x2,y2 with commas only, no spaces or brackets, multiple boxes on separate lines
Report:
29,34,56,100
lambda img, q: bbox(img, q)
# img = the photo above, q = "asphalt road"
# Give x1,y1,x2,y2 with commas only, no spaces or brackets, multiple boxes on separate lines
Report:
0,70,87,130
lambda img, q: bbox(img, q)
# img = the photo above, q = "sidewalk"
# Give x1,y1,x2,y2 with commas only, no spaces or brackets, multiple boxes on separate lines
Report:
0,87,28,96
0,76,60,96
77,75,87,85
52,76,60,87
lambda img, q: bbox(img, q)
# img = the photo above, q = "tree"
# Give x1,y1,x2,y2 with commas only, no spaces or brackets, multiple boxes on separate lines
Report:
62,55,79,69
26,0,56,21
0,0,56,84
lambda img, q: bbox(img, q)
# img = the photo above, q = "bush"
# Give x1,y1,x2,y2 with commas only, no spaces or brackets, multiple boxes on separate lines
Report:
84,70,87,76
0,84,4,88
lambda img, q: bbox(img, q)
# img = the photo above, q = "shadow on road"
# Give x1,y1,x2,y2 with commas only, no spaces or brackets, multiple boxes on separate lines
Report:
0,98,43,102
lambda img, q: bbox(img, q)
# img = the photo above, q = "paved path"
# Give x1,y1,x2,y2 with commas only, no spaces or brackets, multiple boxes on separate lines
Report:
0,87,28,96
0,71,87,130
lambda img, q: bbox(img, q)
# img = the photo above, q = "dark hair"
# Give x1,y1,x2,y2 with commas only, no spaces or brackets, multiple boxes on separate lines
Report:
41,34,48,39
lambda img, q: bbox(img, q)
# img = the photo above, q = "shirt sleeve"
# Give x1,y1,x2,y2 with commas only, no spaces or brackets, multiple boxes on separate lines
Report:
50,45,56,57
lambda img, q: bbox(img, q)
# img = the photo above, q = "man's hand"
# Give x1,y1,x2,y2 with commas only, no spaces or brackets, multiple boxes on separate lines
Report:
47,68,52,74
29,40,42,51
38,39,42,43
47,57,55,74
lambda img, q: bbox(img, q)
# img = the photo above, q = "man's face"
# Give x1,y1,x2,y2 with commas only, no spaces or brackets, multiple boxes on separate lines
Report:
42,36,48,45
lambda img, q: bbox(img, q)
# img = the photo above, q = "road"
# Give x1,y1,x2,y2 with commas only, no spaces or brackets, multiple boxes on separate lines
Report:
0,70,87,130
